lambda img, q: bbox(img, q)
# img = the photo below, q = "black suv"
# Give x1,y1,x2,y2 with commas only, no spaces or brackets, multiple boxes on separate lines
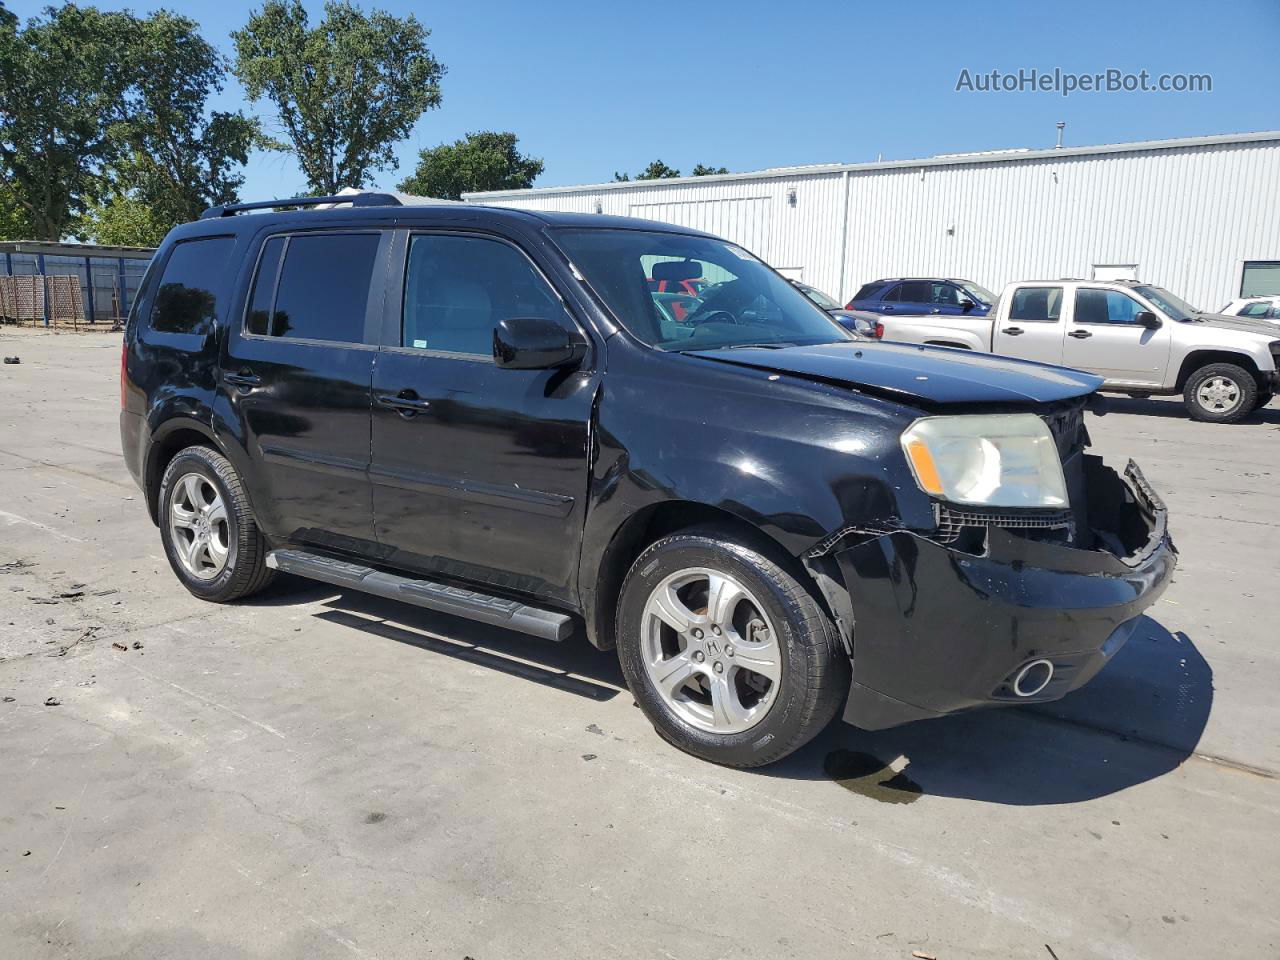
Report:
121,193,1175,768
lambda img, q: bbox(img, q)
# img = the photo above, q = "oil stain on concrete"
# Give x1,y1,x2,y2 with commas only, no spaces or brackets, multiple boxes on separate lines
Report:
824,750,923,804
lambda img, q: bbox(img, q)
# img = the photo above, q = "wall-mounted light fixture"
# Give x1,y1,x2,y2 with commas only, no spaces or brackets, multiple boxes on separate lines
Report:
786,188,797,207
946,224,956,236
594,200,603,214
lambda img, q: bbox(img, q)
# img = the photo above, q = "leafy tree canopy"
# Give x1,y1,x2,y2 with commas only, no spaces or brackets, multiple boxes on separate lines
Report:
80,189,171,247
0,182,31,240
117,11,264,227
398,131,542,200
614,159,682,182
0,4,135,240
233,0,445,195
691,163,728,176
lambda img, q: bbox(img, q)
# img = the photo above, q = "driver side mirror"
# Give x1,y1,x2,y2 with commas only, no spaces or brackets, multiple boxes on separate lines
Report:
1135,310,1162,330
493,316,588,370
959,298,975,313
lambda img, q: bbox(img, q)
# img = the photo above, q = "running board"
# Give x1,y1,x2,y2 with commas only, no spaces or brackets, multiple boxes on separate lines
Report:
265,549,574,642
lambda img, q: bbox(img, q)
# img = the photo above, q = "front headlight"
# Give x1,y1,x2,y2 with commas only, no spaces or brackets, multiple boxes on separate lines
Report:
900,414,1068,508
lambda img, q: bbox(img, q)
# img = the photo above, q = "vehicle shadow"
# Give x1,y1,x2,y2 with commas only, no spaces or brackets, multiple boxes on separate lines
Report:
1102,394,1280,424
305,588,627,703
766,616,1214,805
282,585,1211,805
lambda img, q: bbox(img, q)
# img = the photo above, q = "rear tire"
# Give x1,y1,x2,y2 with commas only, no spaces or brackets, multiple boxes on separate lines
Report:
616,528,847,768
1183,363,1257,424
158,445,274,602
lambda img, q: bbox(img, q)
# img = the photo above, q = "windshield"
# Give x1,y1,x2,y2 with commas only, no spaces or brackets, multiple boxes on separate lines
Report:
1134,284,1197,321
799,284,840,310
959,281,996,304
553,229,851,352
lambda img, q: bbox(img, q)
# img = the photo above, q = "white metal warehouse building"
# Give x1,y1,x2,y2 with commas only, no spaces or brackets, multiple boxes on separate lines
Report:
465,130,1280,312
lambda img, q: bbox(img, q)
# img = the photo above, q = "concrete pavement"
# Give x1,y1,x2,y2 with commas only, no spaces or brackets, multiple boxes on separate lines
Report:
2,328,1277,959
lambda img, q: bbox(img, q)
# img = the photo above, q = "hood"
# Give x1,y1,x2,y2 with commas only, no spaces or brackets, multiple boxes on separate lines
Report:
688,341,1104,406
1186,312,1280,335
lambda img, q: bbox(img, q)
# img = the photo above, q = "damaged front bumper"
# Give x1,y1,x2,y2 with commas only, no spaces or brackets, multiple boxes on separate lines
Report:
814,457,1176,731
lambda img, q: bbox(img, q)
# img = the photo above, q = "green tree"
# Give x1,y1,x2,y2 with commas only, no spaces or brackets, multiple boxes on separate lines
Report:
115,11,263,227
0,5,135,239
614,160,681,181
80,190,170,247
233,0,445,195
398,131,542,200
691,163,728,176
0,182,31,240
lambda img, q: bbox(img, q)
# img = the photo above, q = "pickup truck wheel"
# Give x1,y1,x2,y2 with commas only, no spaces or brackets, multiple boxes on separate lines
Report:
158,445,274,602
1184,363,1257,424
616,529,847,768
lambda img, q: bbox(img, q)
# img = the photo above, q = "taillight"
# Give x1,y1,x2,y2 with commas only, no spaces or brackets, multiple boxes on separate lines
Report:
874,321,885,339
120,342,127,409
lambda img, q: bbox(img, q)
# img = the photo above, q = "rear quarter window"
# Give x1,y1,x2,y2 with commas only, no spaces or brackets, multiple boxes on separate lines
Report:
148,236,235,335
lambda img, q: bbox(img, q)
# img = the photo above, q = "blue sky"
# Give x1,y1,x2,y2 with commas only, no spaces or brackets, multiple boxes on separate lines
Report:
8,0,1279,199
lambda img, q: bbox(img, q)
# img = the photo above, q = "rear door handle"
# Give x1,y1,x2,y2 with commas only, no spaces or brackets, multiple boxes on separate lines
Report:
1002,326,1024,336
377,389,432,416
1068,330,1093,339
224,368,261,387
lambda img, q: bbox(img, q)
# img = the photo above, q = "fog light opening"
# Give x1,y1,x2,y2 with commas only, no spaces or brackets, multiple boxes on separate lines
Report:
1012,659,1054,698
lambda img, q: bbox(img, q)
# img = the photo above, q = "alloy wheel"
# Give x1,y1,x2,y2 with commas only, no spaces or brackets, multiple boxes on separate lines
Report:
168,473,230,581
1196,375,1241,413
640,567,782,734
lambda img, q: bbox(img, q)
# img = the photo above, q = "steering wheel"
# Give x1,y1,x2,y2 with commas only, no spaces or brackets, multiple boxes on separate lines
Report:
690,309,739,327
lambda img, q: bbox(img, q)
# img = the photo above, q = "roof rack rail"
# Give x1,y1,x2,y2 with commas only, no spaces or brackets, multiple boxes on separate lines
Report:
199,192,403,219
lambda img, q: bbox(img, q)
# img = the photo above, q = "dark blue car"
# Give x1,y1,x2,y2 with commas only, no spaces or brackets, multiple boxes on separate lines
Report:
846,277,996,317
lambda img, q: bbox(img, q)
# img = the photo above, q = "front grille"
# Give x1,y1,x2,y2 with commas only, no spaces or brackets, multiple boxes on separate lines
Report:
935,503,1074,544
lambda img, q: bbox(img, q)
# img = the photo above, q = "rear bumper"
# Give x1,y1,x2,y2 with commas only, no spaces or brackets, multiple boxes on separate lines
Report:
830,459,1176,730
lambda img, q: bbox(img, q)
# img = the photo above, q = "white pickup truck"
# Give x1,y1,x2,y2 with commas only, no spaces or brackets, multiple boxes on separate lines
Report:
877,279,1280,423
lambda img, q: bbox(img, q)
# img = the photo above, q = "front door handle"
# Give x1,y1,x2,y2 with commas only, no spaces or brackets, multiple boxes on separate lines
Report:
377,389,432,417
1002,326,1024,336
1068,330,1093,339
224,368,261,387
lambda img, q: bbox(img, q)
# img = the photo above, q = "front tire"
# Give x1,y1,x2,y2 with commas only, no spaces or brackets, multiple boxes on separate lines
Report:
1183,363,1257,424
616,529,847,768
158,445,274,602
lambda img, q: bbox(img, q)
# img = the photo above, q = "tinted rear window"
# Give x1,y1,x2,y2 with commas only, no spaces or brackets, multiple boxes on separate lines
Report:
269,233,379,343
852,282,884,301
149,236,235,334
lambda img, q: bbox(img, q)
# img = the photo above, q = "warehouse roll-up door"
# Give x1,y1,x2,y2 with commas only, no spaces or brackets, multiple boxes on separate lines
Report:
628,197,771,261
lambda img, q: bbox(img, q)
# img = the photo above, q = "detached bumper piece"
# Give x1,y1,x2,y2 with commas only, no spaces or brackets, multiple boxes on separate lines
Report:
266,549,574,641
836,457,1175,730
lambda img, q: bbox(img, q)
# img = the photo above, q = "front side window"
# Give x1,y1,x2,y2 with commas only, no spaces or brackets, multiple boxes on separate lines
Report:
553,229,849,352
1238,301,1271,318
1009,286,1063,322
248,233,379,343
1074,289,1144,325
930,282,962,306
149,236,234,334
402,234,565,357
